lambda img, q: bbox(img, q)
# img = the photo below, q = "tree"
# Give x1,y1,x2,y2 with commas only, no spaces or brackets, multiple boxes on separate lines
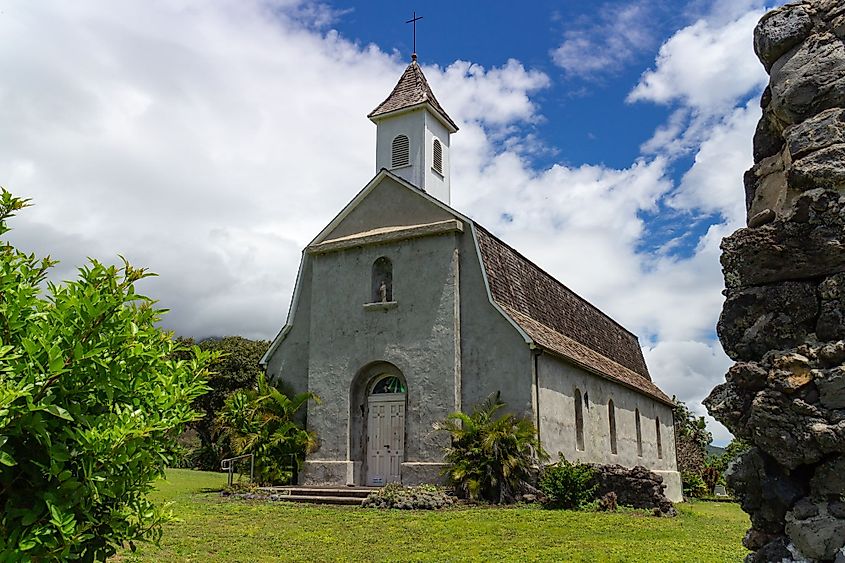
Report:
175,336,269,470
437,392,548,504
0,190,214,560
218,372,318,484
672,398,712,475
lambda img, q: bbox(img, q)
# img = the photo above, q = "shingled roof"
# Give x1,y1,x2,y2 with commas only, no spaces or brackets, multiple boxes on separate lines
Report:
368,59,459,132
474,224,672,405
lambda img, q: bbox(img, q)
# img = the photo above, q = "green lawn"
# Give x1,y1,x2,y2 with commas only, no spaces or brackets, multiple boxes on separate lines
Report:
118,469,749,562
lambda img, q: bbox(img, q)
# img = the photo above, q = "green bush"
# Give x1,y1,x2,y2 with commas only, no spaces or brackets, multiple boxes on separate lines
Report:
538,457,598,509
173,336,270,471
682,471,709,499
437,392,548,504
218,373,318,485
362,483,455,510
0,190,215,560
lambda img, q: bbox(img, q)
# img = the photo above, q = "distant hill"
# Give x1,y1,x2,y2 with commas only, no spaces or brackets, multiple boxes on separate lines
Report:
706,444,726,457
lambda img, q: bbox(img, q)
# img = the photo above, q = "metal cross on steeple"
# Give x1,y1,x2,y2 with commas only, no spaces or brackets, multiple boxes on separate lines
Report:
406,11,423,60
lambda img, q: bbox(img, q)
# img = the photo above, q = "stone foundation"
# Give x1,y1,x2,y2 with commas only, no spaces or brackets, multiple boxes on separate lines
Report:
300,459,446,487
589,465,679,516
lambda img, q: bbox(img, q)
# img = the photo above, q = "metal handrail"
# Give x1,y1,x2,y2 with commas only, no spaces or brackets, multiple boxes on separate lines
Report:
221,453,254,486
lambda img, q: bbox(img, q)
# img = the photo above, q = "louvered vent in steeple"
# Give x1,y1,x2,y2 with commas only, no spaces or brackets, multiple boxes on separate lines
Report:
391,135,410,168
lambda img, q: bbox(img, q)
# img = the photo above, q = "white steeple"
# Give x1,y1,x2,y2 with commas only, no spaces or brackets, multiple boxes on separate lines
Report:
368,55,458,205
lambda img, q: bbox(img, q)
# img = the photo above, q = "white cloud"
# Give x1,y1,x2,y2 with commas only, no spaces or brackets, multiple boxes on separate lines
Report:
669,100,759,225
628,10,767,113
551,1,658,78
0,0,550,340
643,340,734,445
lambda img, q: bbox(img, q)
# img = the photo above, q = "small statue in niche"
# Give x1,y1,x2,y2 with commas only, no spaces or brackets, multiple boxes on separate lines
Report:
378,280,388,303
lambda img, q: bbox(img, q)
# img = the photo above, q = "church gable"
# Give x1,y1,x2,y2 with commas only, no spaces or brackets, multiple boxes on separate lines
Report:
318,174,457,243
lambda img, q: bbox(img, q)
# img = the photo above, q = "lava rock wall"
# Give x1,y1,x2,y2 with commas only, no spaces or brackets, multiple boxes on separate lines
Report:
704,1,845,561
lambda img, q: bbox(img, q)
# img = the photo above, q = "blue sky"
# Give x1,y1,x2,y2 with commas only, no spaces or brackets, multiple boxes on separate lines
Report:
0,0,786,443
332,1,681,168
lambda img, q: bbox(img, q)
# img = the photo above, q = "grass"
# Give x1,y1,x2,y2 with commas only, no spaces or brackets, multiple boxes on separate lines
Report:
118,469,750,562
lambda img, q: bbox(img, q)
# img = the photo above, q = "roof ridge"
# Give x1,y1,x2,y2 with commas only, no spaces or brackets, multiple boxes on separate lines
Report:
473,222,641,341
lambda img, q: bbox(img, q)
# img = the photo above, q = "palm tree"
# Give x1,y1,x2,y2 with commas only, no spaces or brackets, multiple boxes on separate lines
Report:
437,392,547,503
218,373,319,484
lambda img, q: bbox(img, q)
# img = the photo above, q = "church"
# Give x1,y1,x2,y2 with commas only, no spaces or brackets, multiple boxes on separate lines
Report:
260,56,682,502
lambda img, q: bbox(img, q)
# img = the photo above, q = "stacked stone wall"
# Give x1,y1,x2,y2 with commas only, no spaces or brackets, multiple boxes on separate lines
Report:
704,1,845,561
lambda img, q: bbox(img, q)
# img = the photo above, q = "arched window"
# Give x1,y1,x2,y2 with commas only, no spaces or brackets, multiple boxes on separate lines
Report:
432,139,443,174
656,417,663,459
371,375,406,394
372,257,393,303
635,408,643,457
608,399,617,455
574,388,585,451
392,135,410,168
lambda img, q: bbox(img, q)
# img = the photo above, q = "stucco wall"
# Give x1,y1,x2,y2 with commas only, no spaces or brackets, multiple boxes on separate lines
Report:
305,232,459,471
422,112,450,204
458,226,534,418
537,353,676,470
536,352,682,501
374,111,427,193
264,256,312,424
325,176,453,240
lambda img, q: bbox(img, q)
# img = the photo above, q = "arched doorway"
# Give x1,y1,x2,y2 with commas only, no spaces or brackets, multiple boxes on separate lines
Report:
366,374,406,486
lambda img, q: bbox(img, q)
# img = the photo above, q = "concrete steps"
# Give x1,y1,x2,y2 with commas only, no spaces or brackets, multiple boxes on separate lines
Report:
258,485,377,505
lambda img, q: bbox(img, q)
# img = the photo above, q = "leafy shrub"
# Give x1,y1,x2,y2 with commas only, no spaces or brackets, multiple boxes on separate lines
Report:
222,482,258,495
173,336,270,471
218,373,318,485
682,471,709,499
437,392,547,504
0,190,215,560
538,457,598,509
362,483,455,510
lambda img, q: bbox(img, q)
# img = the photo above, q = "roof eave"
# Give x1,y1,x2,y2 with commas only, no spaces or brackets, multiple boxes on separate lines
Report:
368,102,459,133
536,344,674,407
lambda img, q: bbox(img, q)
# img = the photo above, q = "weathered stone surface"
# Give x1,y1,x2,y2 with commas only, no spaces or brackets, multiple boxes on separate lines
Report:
747,208,777,228
829,500,845,519
745,152,794,221
788,144,845,191
793,497,821,520
588,464,677,517
785,107,845,161
754,3,814,71
754,110,785,163
703,381,754,438
745,537,792,563
727,362,769,391
726,448,804,534
722,190,845,289
770,33,845,126
810,456,845,497
816,366,845,409
718,282,818,361
818,274,845,341
748,391,844,468
786,504,845,560
743,528,781,551
711,3,845,559
819,341,845,367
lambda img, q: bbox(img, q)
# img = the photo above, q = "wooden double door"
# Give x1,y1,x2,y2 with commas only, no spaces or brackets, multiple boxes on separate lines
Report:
366,393,405,486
